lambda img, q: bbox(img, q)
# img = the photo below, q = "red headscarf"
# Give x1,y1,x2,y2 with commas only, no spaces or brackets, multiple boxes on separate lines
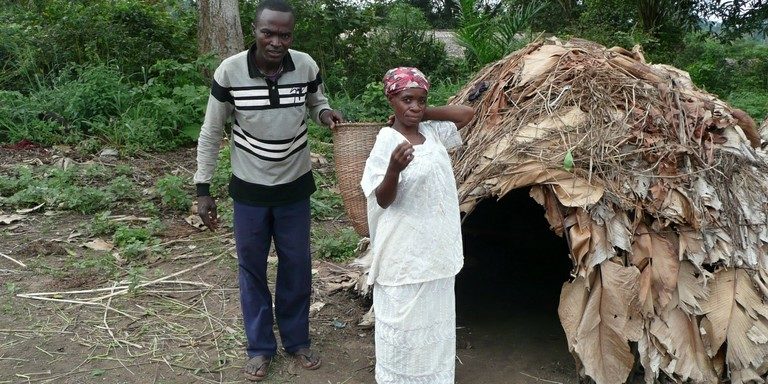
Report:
382,67,430,97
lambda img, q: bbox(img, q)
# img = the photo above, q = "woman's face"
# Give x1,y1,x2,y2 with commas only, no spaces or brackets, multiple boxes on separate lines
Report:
388,87,427,128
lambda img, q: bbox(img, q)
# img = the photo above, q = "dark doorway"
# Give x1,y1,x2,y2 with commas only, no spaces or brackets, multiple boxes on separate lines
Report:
454,187,577,383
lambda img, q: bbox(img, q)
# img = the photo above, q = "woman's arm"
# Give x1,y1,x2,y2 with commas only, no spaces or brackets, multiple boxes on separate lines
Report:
423,105,475,129
374,141,413,209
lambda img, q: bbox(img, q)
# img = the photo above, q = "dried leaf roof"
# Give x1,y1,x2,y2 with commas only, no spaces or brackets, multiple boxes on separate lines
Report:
450,38,768,383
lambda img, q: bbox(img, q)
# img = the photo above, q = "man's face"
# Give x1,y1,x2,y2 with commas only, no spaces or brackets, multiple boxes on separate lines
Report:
252,9,295,67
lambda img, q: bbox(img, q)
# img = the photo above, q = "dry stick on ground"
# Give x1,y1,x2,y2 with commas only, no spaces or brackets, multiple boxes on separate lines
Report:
25,362,151,383
0,329,73,334
82,248,231,303
519,372,564,384
15,294,139,320
157,231,230,248
13,247,236,383
0,251,26,268
201,293,225,382
102,282,142,350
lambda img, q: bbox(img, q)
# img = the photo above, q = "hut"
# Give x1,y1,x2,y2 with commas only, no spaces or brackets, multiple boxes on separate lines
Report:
447,37,768,384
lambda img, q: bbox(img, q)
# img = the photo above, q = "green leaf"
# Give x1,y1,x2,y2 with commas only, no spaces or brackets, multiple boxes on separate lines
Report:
563,149,574,172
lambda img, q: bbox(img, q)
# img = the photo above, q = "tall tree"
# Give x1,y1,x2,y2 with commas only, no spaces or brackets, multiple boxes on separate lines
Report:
701,0,768,40
197,0,244,60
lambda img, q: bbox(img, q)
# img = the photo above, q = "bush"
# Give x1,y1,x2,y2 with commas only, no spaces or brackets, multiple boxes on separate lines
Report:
312,227,360,262
155,175,193,212
674,35,768,93
289,0,379,96
334,82,391,123
0,0,197,90
0,59,210,150
338,3,449,96
727,90,768,122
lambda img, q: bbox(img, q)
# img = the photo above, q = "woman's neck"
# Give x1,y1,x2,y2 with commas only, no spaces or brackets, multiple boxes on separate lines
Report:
392,121,425,144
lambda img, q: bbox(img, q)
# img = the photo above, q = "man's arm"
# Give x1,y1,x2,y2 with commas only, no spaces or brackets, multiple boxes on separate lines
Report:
194,71,234,231
304,58,344,128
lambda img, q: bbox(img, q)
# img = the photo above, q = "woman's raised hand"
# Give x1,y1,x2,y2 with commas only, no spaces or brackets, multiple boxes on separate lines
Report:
388,141,414,173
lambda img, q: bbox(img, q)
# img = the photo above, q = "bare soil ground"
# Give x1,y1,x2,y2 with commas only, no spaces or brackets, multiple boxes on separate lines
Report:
0,145,582,384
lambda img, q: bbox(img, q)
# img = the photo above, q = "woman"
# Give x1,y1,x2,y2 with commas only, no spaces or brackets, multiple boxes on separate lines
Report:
360,67,474,383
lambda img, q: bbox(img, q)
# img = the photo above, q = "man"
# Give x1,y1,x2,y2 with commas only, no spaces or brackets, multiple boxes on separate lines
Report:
194,0,344,381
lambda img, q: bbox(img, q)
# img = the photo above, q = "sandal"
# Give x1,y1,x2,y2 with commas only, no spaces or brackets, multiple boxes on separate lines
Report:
291,347,321,370
244,355,271,381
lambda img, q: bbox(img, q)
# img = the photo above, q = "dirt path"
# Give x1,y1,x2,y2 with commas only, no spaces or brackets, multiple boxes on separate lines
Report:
0,146,582,384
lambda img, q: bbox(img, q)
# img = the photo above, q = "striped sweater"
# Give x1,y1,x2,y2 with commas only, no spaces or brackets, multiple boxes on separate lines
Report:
194,45,332,206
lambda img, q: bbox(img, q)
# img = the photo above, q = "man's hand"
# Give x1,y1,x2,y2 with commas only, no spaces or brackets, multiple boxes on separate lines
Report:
320,109,345,129
197,196,218,231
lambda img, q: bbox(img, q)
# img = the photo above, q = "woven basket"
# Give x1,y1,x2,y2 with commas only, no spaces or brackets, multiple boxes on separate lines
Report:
332,122,382,237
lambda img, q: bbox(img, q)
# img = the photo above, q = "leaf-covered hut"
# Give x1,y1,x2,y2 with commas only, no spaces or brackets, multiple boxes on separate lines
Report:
450,38,768,384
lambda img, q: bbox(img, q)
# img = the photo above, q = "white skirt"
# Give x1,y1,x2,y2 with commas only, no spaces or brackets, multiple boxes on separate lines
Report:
374,277,456,384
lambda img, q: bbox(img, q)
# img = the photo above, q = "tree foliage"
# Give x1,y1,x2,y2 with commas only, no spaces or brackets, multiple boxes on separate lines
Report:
0,0,766,149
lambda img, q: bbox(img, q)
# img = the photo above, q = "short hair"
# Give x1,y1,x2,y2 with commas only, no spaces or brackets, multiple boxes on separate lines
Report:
254,0,294,22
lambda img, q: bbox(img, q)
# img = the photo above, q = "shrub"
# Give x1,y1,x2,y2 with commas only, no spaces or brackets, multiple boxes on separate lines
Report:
334,82,391,123
312,227,360,262
311,170,344,220
155,175,192,212
674,34,768,97
456,0,546,67
727,90,768,122
210,145,232,198
340,3,449,96
0,0,196,90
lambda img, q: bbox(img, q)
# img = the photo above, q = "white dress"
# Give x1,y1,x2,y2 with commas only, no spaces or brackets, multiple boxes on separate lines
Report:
360,120,464,384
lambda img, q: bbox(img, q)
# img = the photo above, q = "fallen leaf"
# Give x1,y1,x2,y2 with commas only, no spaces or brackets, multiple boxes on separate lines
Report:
309,302,325,315
559,276,589,363
83,239,114,252
0,214,24,225
184,214,205,230
677,261,710,315
16,203,45,214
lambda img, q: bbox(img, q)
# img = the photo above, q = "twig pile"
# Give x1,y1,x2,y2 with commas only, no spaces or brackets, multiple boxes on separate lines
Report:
10,249,243,383
451,38,768,384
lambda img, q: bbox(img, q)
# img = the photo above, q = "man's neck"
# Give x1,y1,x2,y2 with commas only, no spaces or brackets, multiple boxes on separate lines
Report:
253,54,281,76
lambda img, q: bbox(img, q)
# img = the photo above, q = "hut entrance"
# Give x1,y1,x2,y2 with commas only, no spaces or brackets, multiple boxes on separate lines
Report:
455,187,576,382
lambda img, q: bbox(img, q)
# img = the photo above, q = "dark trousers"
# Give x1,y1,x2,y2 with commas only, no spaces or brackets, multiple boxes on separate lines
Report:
233,199,312,358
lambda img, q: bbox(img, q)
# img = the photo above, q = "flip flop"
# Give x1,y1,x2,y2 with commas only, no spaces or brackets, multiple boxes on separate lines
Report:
244,355,271,381
291,347,321,370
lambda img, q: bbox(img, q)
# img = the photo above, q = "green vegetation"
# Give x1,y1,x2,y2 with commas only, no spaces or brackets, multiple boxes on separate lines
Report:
0,0,765,267
312,227,360,262
156,175,193,212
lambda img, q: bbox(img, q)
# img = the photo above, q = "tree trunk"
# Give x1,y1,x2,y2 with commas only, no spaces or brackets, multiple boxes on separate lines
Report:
197,0,244,60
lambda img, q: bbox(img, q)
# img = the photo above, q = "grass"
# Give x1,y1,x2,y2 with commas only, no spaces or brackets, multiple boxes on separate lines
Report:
312,226,360,262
